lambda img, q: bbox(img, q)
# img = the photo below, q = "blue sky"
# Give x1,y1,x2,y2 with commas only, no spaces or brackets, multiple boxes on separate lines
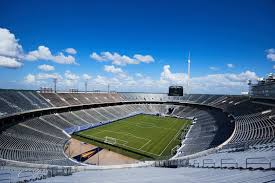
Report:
0,0,274,94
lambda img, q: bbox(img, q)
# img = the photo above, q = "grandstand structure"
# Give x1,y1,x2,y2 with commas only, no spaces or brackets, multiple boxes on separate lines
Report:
0,89,274,182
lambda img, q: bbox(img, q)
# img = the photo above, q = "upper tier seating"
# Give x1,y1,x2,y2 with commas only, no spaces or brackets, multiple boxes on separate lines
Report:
0,90,51,117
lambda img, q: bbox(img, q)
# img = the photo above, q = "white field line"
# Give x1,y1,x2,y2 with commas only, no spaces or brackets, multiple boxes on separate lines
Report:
139,139,151,150
83,132,159,157
158,119,185,156
135,121,177,132
84,134,128,145
105,137,128,145
99,129,150,141
100,129,152,152
81,115,187,157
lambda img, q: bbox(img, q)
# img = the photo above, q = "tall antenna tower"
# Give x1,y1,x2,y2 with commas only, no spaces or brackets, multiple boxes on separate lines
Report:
187,51,191,93
107,84,110,93
53,78,57,93
85,81,88,93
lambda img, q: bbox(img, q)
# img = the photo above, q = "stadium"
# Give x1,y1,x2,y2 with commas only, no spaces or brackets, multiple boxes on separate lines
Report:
1,0,275,182
0,79,275,182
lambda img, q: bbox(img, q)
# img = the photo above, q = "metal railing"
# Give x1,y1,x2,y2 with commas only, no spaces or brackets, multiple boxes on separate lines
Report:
154,159,189,168
18,170,35,182
202,159,215,167
192,160,199,167
245,157,271,169
221,158,238,168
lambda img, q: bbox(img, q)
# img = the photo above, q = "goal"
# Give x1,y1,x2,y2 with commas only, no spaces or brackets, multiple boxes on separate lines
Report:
171,145,180,155
104,136,117,145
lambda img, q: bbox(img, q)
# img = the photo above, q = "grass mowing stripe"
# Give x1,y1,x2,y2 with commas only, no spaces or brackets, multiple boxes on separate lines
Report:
73,114,192,160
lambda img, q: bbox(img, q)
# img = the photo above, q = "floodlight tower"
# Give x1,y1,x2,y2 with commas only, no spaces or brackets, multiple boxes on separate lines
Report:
187,51,191,93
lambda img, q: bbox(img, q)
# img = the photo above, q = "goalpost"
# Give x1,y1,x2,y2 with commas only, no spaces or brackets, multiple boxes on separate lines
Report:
104,136,117,145
171,145,180,155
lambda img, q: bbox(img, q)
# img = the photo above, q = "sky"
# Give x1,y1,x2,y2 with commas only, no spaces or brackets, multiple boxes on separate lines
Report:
0,0,274,94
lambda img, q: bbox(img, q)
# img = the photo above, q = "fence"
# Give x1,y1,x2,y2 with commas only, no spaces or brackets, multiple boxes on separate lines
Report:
0,159,76,182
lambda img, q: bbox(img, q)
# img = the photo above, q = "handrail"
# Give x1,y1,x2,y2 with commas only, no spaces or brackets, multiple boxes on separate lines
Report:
32,169,46,180
202,159,215,167
221,158,238,168
269,158,275,168
245,157,271,169
18,170,34,180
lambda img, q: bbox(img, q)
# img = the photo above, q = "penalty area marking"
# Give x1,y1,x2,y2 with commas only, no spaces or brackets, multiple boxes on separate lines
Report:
81,130,159,156
135,121,178,132
135,122,157,128
158,118,186,156
84,134,128,146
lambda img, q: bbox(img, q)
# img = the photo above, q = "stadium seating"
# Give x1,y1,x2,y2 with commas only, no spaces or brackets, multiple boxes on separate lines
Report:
0,90,52,117
0,90,275,182
35,166,275,183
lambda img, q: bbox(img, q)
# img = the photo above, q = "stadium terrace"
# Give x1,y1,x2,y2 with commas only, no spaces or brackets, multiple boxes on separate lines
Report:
0,89,274,182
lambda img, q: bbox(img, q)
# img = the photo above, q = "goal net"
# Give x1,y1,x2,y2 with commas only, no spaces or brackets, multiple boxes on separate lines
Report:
104,136,117,145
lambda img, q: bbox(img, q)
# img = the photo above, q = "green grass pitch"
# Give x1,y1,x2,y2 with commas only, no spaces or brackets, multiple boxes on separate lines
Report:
73,114,191,160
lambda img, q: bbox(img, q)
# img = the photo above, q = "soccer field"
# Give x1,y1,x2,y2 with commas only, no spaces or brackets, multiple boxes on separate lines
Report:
73,114,191,160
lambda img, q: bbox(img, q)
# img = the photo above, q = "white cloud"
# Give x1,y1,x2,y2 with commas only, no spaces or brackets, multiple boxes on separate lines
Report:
227,63,234,68
94,75,122,86
53,52,76,64
0,28,78,67
64,70,79,80
82,74,92,80
25,46,77,64
0,28,23,68
0,56,23,68
266,48,275,61
135,73,143,77
22,64,259,94
189,71,258,94
224,70,258,82
0,28,23,58
90,51,154,66
160,65,186,84
104,65,123,74
24,72,62,85
104,65,128,78
158,65,258,94
90,52,106,62
24,74,36,84
133,54,154,63
36,73,62,80
38,64,55,71
65,48,77,54
209,66,219,71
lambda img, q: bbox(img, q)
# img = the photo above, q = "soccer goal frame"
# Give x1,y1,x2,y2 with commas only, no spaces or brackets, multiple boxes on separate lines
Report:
171,145,180,155
104,136,117,145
